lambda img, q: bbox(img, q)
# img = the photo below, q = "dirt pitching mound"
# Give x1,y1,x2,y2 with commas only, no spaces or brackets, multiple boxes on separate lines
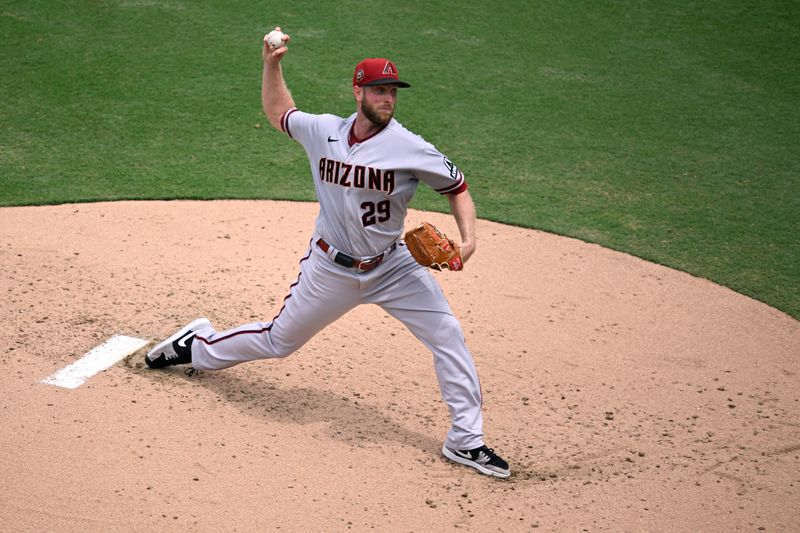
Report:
1,200,797,531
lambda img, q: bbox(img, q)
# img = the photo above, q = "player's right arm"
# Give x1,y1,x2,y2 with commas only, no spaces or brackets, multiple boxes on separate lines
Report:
261,27,295,131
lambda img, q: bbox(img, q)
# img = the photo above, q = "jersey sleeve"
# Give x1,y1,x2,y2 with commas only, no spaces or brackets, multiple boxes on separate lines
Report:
278,107,321,149
412,142,468,195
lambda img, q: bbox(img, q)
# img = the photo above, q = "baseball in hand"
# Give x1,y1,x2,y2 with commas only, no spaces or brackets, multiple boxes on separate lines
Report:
265,29,286,49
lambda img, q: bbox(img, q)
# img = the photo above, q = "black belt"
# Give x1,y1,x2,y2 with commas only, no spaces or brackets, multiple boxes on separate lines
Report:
316,238,396,272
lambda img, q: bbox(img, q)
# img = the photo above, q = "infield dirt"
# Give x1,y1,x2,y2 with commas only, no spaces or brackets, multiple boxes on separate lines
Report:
1,200,798,531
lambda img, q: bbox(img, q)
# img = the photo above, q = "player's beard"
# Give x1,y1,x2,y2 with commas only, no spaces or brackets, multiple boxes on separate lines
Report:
360,98,394,127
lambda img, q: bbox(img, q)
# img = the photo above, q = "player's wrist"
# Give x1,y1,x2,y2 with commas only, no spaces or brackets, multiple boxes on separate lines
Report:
461,241,475,261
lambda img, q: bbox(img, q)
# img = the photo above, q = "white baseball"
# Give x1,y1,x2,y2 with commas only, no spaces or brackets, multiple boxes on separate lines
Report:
265,30,285,49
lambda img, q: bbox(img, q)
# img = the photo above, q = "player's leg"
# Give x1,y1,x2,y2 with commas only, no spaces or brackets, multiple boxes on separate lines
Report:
364,248,484,450
190,244,360,370
365,249,509,477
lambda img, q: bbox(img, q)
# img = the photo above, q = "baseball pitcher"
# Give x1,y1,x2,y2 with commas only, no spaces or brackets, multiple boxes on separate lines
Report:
145,27,510,478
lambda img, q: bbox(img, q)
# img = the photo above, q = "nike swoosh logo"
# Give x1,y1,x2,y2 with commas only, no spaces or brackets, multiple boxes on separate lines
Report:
454,450,473,460
327,136,338,142
177,331,197,348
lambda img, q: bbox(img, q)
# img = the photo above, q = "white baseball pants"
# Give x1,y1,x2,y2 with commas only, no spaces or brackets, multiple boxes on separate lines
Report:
190,236,485,450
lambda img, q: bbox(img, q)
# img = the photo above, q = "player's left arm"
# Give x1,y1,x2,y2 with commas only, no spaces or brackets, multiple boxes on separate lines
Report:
448,189,476,263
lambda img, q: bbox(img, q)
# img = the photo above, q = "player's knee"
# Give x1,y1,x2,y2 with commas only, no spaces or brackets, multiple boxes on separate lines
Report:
272,335,312,358
271,344,296,358
435,316,465,344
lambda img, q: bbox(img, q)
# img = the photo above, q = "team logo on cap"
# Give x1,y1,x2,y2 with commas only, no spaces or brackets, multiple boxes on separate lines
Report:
356,68,365,83
383,61,395,75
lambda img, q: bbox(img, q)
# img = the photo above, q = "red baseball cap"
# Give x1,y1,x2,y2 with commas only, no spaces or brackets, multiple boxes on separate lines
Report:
352,58,411,88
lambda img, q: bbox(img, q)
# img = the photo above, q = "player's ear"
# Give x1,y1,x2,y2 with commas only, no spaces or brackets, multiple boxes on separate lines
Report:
354,85,363,103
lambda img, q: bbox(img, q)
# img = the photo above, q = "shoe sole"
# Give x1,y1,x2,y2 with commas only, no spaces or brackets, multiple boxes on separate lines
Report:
146,318,211,364
442,446,511,478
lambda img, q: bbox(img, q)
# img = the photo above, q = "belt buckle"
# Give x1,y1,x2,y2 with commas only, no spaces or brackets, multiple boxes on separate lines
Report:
357,255,382,272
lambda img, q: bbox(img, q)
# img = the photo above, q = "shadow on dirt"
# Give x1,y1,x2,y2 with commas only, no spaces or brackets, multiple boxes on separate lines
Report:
129,357,442,454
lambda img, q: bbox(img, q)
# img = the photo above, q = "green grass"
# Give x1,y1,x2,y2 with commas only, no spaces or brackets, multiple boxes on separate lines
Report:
1,1,798,319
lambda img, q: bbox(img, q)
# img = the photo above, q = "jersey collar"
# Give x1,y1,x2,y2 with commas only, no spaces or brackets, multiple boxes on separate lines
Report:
348,119,391,147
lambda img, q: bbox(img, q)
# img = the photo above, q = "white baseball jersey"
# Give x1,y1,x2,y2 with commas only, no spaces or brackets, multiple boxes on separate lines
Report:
280,108,466,258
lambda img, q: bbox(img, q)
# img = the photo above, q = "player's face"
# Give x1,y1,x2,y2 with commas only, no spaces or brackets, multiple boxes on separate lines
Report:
359,85,398,127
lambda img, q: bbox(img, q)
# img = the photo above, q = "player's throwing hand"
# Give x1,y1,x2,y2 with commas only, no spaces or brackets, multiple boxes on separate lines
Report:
262,26,290,65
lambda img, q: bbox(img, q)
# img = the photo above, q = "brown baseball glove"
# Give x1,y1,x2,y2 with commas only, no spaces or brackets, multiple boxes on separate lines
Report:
404,222,463,271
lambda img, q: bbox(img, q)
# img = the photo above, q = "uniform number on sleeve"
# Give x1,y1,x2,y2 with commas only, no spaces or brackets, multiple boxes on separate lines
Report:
361,200,391,227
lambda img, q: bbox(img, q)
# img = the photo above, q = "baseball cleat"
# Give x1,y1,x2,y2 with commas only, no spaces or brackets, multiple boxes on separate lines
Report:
442,444,510,478
145,318,211,369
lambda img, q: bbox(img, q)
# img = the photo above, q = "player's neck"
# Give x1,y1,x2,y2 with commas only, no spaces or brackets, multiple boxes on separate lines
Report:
351,114,388,145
